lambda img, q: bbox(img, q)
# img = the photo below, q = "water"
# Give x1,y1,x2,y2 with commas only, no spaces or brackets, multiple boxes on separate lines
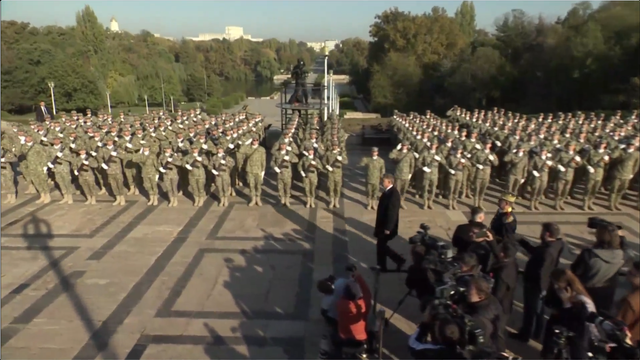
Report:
221,79,280,98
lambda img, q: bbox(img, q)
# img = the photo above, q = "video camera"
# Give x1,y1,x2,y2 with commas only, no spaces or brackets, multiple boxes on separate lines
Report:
409,223,454,260
426,300,487,352
587,217,623,231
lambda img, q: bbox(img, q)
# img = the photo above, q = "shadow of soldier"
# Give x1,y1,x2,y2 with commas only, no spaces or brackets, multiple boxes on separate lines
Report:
19,215,119,359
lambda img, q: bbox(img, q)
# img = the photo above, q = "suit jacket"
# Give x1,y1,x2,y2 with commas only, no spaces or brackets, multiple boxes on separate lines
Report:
374,186,400,238
35,105,52,123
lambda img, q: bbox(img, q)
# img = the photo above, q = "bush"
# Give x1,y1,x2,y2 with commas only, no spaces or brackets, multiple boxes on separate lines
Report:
1,111,11,118
206,99,223,115
220,97,234,109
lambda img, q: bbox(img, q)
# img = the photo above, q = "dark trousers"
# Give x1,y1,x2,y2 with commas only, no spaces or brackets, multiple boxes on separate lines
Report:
289,82,309,104
493,279,515,317
518,283,545,341
376,233,404,270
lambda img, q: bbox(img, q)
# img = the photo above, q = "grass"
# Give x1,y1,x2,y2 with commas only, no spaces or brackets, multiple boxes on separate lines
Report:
339,97,357,111
341,117,391,134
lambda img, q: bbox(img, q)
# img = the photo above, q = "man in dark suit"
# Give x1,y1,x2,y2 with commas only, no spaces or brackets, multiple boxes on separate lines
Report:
374,173,406,272
35,101,53,123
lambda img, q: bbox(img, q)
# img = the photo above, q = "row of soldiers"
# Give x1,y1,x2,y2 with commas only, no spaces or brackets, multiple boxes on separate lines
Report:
1,107,353,208
384,107,640,211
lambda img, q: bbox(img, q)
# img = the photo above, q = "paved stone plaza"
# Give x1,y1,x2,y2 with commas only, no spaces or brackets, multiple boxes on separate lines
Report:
2,144,639,359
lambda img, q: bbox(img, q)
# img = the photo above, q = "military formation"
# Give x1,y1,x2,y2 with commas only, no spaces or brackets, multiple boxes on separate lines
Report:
1,107,352,209
390,107,640,212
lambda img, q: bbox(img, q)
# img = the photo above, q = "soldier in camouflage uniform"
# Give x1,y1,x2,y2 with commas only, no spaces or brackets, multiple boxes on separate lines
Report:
183,144,209,207
46,135,74,204
389,141,415,209
240,136,266,207
552,141,582,210
271,140,298,207
74,145,99,205
97,136,128,206
18,134,51,204
133,143,161,206
298,145,323,208
526,147,554,211
582,140,610,210
358,147,386,210
503,143,529,196
445,146,470,210
416,142,443,209
608,142,639,211
470,139,499,210
322,140,348,208
211,146,235,207
159,144,183,207
1,138,18,204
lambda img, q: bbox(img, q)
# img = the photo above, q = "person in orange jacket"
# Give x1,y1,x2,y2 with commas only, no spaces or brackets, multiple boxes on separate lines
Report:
335,269,372,354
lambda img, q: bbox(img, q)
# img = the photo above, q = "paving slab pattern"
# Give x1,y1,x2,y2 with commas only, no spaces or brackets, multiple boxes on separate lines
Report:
2,142,639,360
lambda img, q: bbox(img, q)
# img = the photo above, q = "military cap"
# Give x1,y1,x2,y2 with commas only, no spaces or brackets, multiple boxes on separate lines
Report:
483,138,492,145
332,140,340,146
68,129,77,135
59,111,66,115
197,130,206,136
71,110,77,114
29,120,37,126
190,144,199,149
446,132,455,140
279,140,287,145
371,147,379,152
500,192,517,203
76,144,87,152
252,136,259,141
53,119,61,123
142,142,151,148
305,145,315,151
162,143,173,150
50,133,62,140
566,140,577,147
401,141,410,146
133,126,143,131
104,135,116,142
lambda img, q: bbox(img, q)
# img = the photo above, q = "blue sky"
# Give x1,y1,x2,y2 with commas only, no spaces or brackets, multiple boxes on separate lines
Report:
1,1,598,41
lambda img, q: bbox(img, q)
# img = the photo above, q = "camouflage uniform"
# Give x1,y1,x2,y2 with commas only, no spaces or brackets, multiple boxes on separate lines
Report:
183,145,209,207
158,144,183,207
133,145,161,206
298,147,323,208
211,150,235,207
73,146,99,204
357,147,386,210
389,141,415,209
271,141,298,207
322,141,348,208
239,137,266,206
97,137,128,206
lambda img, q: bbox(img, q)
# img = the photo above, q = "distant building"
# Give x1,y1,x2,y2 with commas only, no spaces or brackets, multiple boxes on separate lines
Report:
187,26,263,42
109,17,121,33
306,40,341,52
154,33,175,41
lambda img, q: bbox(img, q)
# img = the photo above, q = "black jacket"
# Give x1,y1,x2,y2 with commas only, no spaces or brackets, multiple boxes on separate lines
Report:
464,295,506,353
452,220,486,254
571,247,625,312
374,186,400,238
541,296,590,359
487,236,519,288
408,331,467,360
490,210,517,239
405,264,437,301
520,238,565,291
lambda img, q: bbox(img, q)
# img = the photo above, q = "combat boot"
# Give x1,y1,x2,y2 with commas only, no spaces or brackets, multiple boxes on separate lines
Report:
334,198,340,208
422,199,428,210
329,198,335,208
127,187,135,195
8,194,17,204
530,200,536,211
400,201,407,210
2,194,9,204
581,198,589,211
256,197,263,206
119,196,126,206
285,197,291,208
310,197,315,208
305,197,310,208
249,196,256,207
452,200,458,210
588,199,595,211
367,199,372,210
42,193,51,204
152,195,158,206
84,196,92,205
371,200,377,210
90,196,96,205
25,184,35,194
113,196,120,206
147,196,153,205
66,194,73,204
172,197,178,207
58,194,68,204
134,187,139,195
427,200,434,210
217,196,223,207
448,199,454,210
554,199,561,211
168,196,173,207
98,187,106,195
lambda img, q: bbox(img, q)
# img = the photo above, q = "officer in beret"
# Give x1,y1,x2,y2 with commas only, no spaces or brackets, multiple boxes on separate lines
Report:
490,192,517,239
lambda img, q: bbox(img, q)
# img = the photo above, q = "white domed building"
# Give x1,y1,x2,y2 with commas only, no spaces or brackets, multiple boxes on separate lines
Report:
109,17,121,33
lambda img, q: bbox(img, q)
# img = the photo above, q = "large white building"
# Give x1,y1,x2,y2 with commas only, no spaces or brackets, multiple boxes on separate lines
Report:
187,26,263,42
306,40,341,53
109,16,121,33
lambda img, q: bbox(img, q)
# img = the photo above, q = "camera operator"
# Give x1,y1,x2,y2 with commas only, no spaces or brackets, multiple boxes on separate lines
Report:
473,231,519,321
617,260,640,344
452,206,493,274
511,222,565,343
462,276,506,353
405,244,437,305
541,268,597,359
408,313,467,359
335,268,372,355
571,223,626,313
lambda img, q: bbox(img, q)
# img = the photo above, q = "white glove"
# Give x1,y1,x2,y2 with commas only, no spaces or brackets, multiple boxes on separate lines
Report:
244,139,252,145
434,155,441,161
422,166,431,173
546,160,553,166
464,152,471,158
587,166,594,173
220,159,226,164
196,156,202,162
512,149,517,153
212,169,219,175
96,142,103,147
449,169,456,175
228,144,234,149
326,165,333,172
47,162,54,168
20,138,26,144
274,167,281,173
476,164,484,170
82,160,89,165
74,170,79,176
56,152,63,157
41,137,48,142
101,163,109,170
557,165,566,172
520,179,525,184
90,151,97,157
185,164,193,170
167,157,173,162
155,174,159,181
313,143,318,148
533,170,540,177
110,151,117,156
284,155,290,161
396,143,402,150
620,144,626,149
302,151,309,157
43,166,48,173
261,171,265,178
300,171,306,177
495,141,502,147
151,133,156,137
337,156,343,161
475,144,481,150
0,158,4,162
126,143,133,148
460,159,466,163
413,152,419,158
70,143,76,149
574,156,581,162
488,155,494,161
159,168,166,173
140,140,146,144
311,160,316,165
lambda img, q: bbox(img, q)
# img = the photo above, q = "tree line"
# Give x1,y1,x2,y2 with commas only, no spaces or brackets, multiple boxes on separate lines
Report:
0,5,317,114
328,1,640,116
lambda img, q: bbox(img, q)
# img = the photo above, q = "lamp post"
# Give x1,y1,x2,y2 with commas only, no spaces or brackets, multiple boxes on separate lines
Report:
328,70,334,114
160,74,166,112
144,95,149,114
47,81,57,115
323,55,328,121
106,91,112,114
170,96,175,113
